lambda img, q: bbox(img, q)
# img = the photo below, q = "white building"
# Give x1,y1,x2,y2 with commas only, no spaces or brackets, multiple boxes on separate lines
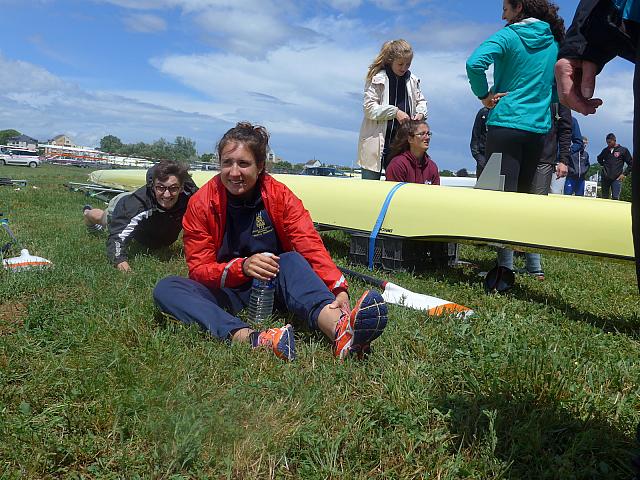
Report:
7,134,38,150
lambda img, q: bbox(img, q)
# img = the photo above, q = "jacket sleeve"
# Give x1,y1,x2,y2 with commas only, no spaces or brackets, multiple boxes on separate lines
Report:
182,196,248,290
597,148,606,165
570,116,584,154
363,78,398,121
559,0,637,70
624,148,633,174
106,193,145,266
384,157,404,182
412,77,427,118
281,190,347,295
556,104,573,164
470,109,487,165
466,31,506,98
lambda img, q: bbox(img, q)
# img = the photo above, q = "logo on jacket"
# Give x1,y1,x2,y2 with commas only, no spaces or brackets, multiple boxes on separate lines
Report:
614,152,620,158
253,211,274,237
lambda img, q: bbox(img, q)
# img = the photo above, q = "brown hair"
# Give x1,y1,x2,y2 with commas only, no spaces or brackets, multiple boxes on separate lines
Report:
152,160,189,185
506,0,565,42
217,122,270,171
387,120,428,161
366,39,413,83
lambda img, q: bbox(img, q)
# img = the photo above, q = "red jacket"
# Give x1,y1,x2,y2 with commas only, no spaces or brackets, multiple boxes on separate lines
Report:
183,174,347,294
385,151,440,185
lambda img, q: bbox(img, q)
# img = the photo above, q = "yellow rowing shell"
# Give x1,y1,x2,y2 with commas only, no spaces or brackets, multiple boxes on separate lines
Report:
88,170,634,261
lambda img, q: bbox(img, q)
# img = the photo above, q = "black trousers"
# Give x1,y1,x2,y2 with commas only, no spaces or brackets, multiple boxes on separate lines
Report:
485,126,545,193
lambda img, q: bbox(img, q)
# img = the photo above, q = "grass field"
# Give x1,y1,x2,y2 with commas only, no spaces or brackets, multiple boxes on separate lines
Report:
0,164,639,479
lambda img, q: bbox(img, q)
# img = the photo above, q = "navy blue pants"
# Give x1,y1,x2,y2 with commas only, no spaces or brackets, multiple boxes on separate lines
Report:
601,177,622,200
153,252,335,340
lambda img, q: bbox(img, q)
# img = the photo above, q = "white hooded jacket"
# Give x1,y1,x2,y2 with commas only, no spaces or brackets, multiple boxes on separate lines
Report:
357,69,427,173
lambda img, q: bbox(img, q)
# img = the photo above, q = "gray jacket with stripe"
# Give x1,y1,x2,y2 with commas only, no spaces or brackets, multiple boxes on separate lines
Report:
106,168,197,265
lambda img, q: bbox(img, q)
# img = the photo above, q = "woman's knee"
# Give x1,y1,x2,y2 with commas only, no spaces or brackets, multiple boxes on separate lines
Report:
278,251,306,269
153,275,185,303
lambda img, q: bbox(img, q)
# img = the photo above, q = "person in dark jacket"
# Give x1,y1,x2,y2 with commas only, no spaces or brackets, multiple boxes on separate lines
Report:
470,107,489,176
385,120,440,185
83,160,197,272
565,134,591,195
555,0,640,288
596,133,633,199
556,2,640,475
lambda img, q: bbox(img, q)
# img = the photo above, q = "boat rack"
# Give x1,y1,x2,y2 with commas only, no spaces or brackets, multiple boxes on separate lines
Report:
65,182,127,202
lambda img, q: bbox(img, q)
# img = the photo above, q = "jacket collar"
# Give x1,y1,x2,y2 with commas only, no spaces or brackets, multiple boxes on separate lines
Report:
403,149,430,167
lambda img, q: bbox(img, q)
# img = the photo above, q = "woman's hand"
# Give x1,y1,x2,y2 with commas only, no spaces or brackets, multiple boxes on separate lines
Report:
242,253,280,281
482,91,508,109
116,261,132,273
328,291,350,312
395,109,410,124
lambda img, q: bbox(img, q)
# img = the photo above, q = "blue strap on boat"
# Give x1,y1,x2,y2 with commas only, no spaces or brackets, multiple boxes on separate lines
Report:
368,182,407,270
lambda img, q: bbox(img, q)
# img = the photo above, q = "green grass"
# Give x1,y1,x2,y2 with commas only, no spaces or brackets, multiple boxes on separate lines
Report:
0,164,639,479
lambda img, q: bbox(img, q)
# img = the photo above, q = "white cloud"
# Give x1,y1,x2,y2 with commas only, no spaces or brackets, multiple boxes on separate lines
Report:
193,8,319,57
123,13,167,32
572,61,634,152
5,1,638,170
0,53,229,150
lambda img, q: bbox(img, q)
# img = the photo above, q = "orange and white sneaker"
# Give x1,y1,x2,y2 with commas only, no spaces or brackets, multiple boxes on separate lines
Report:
256,324,296,361
334,290,387,360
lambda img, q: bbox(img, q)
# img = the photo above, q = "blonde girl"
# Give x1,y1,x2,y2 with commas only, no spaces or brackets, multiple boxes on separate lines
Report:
357,39,427,180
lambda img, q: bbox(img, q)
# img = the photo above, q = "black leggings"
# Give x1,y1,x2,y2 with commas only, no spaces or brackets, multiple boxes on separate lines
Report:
485,126,545,193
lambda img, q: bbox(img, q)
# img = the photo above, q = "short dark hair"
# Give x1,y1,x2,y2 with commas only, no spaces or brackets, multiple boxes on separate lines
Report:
217,122,270,171
152,160,189,185
606,133,616,141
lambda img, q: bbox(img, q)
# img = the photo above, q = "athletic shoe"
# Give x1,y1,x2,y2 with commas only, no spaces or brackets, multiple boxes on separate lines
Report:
334,290,387,359
529,271,545,281
257,324,296,361
82,204,93,213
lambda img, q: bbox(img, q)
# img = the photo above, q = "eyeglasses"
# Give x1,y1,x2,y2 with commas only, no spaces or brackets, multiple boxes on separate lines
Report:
413,131,432,138
154,184,181,195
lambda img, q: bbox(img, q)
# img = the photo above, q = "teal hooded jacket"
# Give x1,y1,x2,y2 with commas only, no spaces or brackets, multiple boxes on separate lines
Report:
466,18,559,134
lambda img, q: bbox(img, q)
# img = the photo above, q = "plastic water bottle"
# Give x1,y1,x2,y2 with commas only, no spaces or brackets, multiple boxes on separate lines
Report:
248,277,275,323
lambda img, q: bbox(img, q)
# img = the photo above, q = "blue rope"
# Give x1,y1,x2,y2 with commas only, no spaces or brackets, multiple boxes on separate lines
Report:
368,182,407,270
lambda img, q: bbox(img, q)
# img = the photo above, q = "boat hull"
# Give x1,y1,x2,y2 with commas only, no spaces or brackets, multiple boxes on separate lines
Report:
88,170,634,260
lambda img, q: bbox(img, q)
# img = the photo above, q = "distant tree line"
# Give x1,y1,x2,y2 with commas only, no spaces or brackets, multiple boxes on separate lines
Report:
99,135,198,163
0,129,21,146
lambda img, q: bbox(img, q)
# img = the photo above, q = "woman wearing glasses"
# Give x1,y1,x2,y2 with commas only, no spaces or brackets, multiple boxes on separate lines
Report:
385,120,440,185
82,160,198,272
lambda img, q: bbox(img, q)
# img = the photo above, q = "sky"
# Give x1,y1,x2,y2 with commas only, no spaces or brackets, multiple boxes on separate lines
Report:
0,0,635,170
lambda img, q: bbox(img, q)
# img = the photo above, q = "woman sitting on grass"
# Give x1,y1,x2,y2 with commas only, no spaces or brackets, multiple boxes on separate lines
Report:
153,122,388,361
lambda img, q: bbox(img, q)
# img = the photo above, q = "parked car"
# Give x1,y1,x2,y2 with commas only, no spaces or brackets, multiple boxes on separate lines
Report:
301,166,349,177
0,146,41,168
